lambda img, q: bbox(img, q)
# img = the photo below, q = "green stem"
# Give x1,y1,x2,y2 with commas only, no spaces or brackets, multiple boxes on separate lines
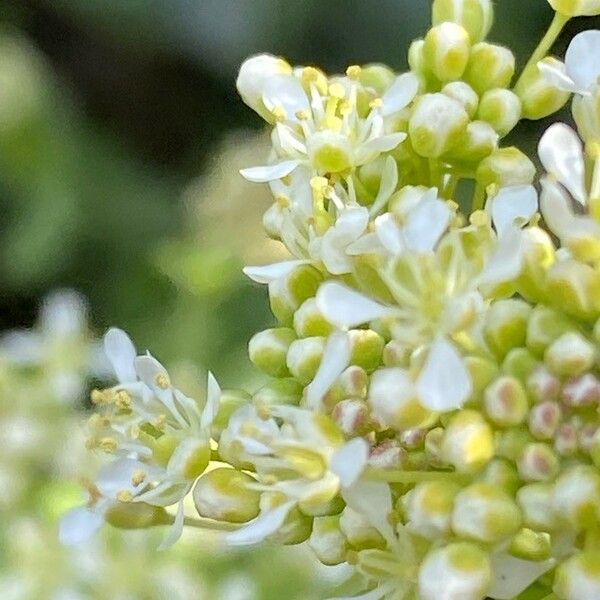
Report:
471,181,486,212
183,516,240,532
514,11,570,90
365,467,471,485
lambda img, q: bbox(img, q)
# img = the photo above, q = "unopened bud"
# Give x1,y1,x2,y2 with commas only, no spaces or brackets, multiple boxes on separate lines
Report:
424,23,471,82
517,442,559,482
408,39,427,75
405,480,460,540
555,551,600,600
442,81,479,118
496,427,533,462
409,93,469,158
382,339,411,367
331,399,370,436
293,297,333,338
528,401,562,440
448,120,498,163
483,376,529,427
339,506,385,550
106,502,170,530
476,147,536,188
254,378,303,409
526,305,574,357
263,494,313,545
308,515,348,566
432,0,494,43
478,458,520,495
249,327,296,377
286,336,325,385
553,465,600,530
555,422,579,457
526,365,561,402
464,43,515,94
502,348,538,382
545,332,596,378
348,329,385,374
368,439,408,470
477,89,521,137
359,63,396,95
465,355,499,399
483,298,531,360
517,483,556,531
213,389,252,435
547,0,600,16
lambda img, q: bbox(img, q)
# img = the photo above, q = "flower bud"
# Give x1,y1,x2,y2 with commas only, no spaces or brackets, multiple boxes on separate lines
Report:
348,329,385,374
465,355,499,399
409,93,469,158
496,428,533,462
502,348,538,382
555,422,579,457
509,528,552,562
526,366,561,403
526,305,574,358
562,373,600,407
193,468,261,523
286,336,325,385
368,368,433,430
339,506,385,550
418,542,491,600
213,389,252,435
382,339,411,367
555,552,600,600
441,410,494,473
432,0,494,43
476,147,536,188
308,515,348,566
359,63,396,95
368,439,408,470
452,483,522,543
448,120,498,163
478,458,520,494
553,465,600,530
517,442,559,482
253,378,303,409
236,54,293,119
423,23,471,82
477,89,521,137
331,399,370,436
293,297,333,338
268,264,323,325
516,483,556,530
483,376,529,427
325,365,368,406
105,502,170,530
547,0,600,16
408,39,428,75
528,401,562,440
248,327,296,377
442,81,479,118
405,480,460,539
515,58,570,120
545,332,596,378
464,43,515,94
483,299,531,360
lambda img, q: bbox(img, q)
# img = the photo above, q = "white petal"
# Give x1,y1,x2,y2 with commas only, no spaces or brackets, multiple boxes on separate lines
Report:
158,500,185,551
104,328,137,383
201,371,221,430
275,123,307,155
540,177,575,238
305,332,351,410
243,260,309,284
490,185,538,238
262,74,310,118
134,481,192,507
330,438,369,488
565,30,600,92
381,72,420,116
96,457,155,499
479,225,526,287
375,213,404,255
59,506,105,546
346,232,384,256
538,58,580,93
488,553,554,600
240,160,300,183
416,338,471,412
358,133,406,159
335,207,370,242
403,197,450,252
538,123,587,205
226,500,296,546
316,282,395,329
370,156,399,217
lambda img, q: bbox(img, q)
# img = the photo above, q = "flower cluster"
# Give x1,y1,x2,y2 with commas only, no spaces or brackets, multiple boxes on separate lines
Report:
68,1,600,598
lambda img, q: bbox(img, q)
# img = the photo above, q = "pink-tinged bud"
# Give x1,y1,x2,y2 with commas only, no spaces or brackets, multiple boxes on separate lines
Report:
526,366,561,403
368,439,407,470
517,443,560,482
562,374,600,408
483,376,529,427
400,428,426,449
579,424,599,454
555,423,579,457
528,401,562,440
331,399,370,436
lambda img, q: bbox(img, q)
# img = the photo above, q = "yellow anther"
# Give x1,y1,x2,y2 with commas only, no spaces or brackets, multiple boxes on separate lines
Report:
295,109,311,121
98,437,118,453
91,389,106,405
87,414,103,429
369,98,383,109
346,65,362,80
470,210,489,227
155,414,167,430
446,200,460,213
116,490,134,503
155,374,170,390
275,194,290,208
338,100,352,116
131,470,146,486
115,389,132,409
323,185,335,199
271,106,287,122
329,82,346,99
302,66,321,83
310,176,329,193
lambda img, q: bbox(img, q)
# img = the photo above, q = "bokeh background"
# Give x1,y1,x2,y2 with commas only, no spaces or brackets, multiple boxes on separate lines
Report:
0,1,598,598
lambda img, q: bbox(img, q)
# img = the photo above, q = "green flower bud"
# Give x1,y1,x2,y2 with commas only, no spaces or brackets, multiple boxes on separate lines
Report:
409,93,469,158
465,355,499,399
476,147,536,188
424,23,471,82
528,401,562,440
452,483,522,543
167,438,211,480
357,156,389,198
483,376,529,427
359,63,396,95
555,552,600,600
553,465,600,530
382,339,411,367
502,348,538,382
545,332,596,378
441,410,494,473
464,42,515,94
477,88,521,137
213,389,251,435
105,502,170,530
418,542,492,600
526,305,574,358
253,378,303,408
405,480,460,540
478,458,520,495
515,58,570,120
286,336,325,385
517,483,557,530
496,427,534,462
324,365,369,406
545,260,600,320
509,528,552,562
293,297,333,338
269,264,323,325
266,499,313,546
447,120,498,164
517,442,560,482
442,81,479,118
308,515,348,566
339,506,385,550
548,0,600,16
348,329,385,373
484,298,532,360
248,327,296,377
408,39,428,75
193,468,261,523
432,0,494,43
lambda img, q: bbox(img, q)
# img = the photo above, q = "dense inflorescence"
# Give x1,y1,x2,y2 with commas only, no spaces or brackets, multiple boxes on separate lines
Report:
64,1,600,598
